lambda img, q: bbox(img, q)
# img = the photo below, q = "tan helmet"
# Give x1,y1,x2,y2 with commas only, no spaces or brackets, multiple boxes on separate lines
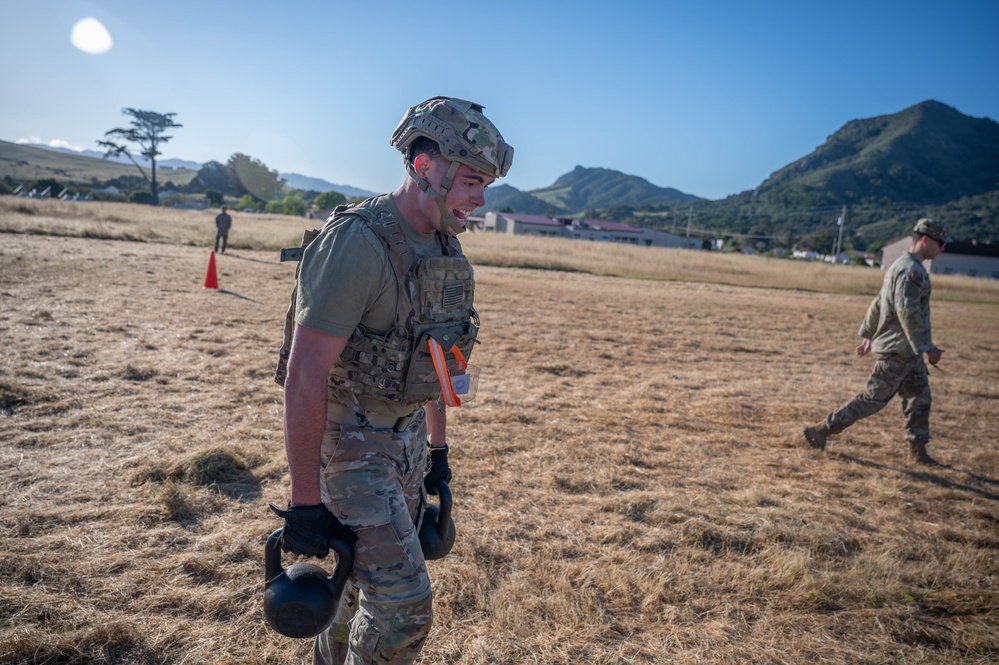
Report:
390,96,513,178
390,97,514,235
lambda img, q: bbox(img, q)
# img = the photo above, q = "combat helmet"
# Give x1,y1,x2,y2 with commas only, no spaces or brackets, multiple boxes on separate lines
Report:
390,96,514,234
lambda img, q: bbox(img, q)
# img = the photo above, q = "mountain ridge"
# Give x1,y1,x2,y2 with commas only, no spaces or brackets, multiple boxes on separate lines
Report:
5,99,997,246
12,142,376,200
484,165,701,215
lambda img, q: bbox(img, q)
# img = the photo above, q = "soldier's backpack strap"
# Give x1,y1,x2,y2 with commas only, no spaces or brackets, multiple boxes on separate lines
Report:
363,216,416,287
273,202,383,387
274,227,322,386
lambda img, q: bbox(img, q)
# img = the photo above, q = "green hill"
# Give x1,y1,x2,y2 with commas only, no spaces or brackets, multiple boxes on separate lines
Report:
599,101,999,249
483,184,556,215
528,165,700,212
0,140,198,188
699,101,999,249
484,166,701,217
756,100,999,205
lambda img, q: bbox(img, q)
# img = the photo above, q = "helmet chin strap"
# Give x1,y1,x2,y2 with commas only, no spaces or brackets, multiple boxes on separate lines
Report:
406,160,465,235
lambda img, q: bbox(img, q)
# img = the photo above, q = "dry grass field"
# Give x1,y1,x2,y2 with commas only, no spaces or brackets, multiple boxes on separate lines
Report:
2,199,998,664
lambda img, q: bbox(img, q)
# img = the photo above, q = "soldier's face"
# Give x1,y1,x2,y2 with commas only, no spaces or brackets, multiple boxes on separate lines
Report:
427,159,495,234
925,236,945,258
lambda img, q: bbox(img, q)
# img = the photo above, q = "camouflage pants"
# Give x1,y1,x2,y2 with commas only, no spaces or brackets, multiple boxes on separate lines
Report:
826,353,932,444
313,407,432,665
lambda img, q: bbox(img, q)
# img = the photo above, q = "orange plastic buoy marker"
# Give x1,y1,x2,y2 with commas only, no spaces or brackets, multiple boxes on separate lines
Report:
203,251,219,289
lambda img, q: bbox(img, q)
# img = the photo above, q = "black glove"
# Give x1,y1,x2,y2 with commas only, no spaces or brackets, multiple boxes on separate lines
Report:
269,502,356,559
424,444,452,495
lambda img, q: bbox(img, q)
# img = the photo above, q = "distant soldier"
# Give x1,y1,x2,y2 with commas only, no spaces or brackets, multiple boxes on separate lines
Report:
214,205,232,253
804,218,951,465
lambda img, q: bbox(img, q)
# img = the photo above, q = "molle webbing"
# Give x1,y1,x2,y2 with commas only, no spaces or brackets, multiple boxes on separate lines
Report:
274,203,378,386
329,210,475,410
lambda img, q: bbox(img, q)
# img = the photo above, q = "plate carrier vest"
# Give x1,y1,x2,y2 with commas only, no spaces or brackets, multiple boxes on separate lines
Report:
275,199,478,415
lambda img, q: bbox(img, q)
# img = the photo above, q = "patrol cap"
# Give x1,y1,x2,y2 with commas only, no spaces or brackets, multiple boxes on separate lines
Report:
913,218,952,243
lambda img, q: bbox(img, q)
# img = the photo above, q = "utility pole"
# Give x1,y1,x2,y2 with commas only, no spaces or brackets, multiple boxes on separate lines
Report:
686,205,693,238
836,205,846,260
831,205,846,262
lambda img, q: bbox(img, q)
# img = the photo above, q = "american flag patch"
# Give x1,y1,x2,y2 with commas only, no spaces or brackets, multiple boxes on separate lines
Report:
443,284,464,308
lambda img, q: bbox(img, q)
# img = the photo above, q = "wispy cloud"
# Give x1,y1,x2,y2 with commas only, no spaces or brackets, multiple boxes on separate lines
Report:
16,137,85,151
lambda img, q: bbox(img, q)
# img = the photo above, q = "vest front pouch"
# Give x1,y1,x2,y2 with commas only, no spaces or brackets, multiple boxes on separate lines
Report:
403,255,477,401
404,324,468,404
330,326,411,403
323,202,477,409
413,255,474,324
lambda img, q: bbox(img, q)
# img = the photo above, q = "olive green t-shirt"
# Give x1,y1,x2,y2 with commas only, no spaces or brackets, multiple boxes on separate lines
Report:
295,194,446,417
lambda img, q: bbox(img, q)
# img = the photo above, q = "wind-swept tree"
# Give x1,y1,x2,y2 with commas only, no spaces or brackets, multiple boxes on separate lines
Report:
190,160,231,194
226,153,285,203
98,108,182,205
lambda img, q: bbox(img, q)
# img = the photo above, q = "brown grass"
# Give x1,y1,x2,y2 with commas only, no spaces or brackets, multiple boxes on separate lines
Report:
1,199,998,664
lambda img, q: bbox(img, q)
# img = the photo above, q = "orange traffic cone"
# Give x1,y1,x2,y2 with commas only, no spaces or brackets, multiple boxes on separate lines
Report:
203,251,219,289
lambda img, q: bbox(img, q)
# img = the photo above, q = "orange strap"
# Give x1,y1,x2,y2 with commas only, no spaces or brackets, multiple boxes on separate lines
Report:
428,338,465,407
453,346,467,371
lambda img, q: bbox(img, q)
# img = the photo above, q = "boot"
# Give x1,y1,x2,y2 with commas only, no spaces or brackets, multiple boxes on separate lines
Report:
909,441,940,466
803,422,830,450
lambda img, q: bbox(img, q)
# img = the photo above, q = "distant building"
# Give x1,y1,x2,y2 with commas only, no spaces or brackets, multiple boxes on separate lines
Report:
880,236,999,279
481,212,701,249
483,212,565,237
638,227,702,249
306,208,336,221
825,252,851,265
59,191,94,201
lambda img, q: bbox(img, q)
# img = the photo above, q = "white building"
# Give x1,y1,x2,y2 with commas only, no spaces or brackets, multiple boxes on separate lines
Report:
880,236,999,279
483,212,567,237
482,212,701,249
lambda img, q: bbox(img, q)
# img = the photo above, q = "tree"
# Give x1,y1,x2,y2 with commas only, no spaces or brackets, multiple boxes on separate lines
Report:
282,194,306,217
314,190,347,210
190,161,231,194
204,189,224,207
31,178,63,197
235,194,260,212
226,153,284,202
97,108,182,205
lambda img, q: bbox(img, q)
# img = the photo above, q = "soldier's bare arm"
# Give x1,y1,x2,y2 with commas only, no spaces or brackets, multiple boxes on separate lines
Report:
284,324,349,506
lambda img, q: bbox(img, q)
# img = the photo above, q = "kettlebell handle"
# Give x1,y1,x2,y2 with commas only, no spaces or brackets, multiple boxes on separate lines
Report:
327,533,354,590
265,528,355,583
431,480,452,538
265,529,284,581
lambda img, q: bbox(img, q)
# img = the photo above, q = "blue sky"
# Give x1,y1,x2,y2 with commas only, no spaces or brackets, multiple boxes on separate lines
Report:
1,1,997,200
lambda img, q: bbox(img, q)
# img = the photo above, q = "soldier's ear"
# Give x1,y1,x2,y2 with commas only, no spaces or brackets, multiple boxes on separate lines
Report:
413,152,435,180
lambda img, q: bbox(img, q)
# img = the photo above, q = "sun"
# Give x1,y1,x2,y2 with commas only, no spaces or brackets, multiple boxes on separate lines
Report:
71,17,113,55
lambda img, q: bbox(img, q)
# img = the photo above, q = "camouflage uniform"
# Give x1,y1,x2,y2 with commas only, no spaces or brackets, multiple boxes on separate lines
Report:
296,195,470,665
214,209,232,253
279,97,512,664
822,251,935,444
312,410,432,664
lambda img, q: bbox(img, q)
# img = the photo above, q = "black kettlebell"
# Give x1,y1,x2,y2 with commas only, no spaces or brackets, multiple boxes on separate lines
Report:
419,480,456,560
263,529,355,639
